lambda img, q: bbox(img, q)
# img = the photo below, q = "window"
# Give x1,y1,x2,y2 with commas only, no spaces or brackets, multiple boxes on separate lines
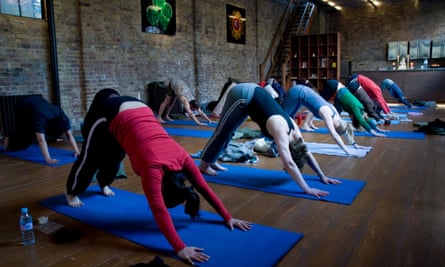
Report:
0,0,43,19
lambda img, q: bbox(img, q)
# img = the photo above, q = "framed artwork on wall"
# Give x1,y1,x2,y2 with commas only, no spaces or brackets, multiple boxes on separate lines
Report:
226,4,246,45
141,0,176,35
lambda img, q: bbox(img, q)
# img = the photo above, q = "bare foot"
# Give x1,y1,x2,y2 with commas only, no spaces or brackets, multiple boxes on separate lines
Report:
165,116,174,121
199,161,217,176
66,194,84,207
102,185,115,196
211,162,227,171
301,124,314,131
158,118,166,123
309,123,319,130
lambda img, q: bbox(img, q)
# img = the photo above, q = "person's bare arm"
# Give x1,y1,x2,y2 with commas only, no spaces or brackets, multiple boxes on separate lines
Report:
319,107,362,157
198,108,213,123
64,129,80,156
180,96,205,125
267,116,329,197
319,108,351,154
370,128,387,136
293,122,342,185
35,132,59,165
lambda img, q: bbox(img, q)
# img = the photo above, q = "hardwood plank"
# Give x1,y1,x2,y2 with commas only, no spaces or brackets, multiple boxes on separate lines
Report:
1,107,444,267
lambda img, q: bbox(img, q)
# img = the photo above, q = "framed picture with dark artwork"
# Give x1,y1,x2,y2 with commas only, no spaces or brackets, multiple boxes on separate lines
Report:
226,4,246,45
141,0,176,35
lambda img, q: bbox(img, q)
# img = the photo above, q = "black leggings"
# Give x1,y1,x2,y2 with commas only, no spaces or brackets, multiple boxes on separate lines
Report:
66,120,125,195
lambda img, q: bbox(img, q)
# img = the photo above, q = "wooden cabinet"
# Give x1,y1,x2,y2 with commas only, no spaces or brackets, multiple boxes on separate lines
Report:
290,33,340,90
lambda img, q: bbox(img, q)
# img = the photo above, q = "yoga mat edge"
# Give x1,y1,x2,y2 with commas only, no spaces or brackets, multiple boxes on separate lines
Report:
39,186,303,267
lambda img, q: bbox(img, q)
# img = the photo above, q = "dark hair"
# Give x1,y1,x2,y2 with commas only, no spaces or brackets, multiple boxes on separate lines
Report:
319,80,337,101
189,99,200,110
162,171,200,218
294,79,316,90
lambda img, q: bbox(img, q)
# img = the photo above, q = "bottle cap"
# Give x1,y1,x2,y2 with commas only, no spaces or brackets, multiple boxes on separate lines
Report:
21,207,28,213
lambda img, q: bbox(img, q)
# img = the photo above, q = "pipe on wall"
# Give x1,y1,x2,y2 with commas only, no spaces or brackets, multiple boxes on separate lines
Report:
46,0,61,107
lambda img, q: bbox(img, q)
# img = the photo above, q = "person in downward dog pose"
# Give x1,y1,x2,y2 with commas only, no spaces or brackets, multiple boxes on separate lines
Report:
157,79,213,125
345,80,384,122
348,74,399,119
3,95,80,165
199,82,342,198
65,88,124,207
281,83,363,156
321,80,388,137
380,78,412,108
67,92,252,265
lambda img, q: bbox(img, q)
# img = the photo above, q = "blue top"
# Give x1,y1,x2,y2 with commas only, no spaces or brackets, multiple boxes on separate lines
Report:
283,84,331,118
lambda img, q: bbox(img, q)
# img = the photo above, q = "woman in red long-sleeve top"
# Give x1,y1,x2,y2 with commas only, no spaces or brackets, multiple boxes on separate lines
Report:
104,96,252,265
349,74,392,115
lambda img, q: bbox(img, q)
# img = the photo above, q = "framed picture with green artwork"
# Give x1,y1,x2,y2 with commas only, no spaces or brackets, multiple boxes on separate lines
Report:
141,0,176,35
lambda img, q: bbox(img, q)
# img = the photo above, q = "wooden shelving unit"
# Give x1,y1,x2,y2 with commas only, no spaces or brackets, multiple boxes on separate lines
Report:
290,33,340,90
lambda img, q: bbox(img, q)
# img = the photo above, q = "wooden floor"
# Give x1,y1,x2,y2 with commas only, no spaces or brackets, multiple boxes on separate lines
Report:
1,105,444,267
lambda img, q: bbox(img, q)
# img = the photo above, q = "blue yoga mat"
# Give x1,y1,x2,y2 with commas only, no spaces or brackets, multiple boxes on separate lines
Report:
340,117,402,125
302,127,425,140
165,127,213,138
203,164,365,205
164,119,218,127
0,144,76,166
390,109,420,113
39,186,303,267
389,105,428,111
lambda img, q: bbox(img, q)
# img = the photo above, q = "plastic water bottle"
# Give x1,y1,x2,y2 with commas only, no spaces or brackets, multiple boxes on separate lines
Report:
19,207,35,245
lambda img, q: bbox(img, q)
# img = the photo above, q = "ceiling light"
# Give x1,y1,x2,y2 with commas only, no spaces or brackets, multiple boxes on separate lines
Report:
367,0,382,8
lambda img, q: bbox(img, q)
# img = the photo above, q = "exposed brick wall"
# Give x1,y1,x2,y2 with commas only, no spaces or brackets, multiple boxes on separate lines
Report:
2,0,444,130
0,16,50,96
325,0,445,72
0,0,285,126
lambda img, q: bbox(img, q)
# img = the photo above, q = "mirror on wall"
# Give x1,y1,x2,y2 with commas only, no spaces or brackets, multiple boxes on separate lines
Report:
399,41,408,58
387,41,408,61
409,40,419,59
387,42,398,61
431,39,444,59
419,39,431,59
390,39,437,61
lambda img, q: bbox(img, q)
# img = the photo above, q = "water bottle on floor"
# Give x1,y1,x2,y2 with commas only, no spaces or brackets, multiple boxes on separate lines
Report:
20,207,35,245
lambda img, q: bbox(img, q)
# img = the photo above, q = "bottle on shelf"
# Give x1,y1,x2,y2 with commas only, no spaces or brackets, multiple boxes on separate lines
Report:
19,207,35,245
